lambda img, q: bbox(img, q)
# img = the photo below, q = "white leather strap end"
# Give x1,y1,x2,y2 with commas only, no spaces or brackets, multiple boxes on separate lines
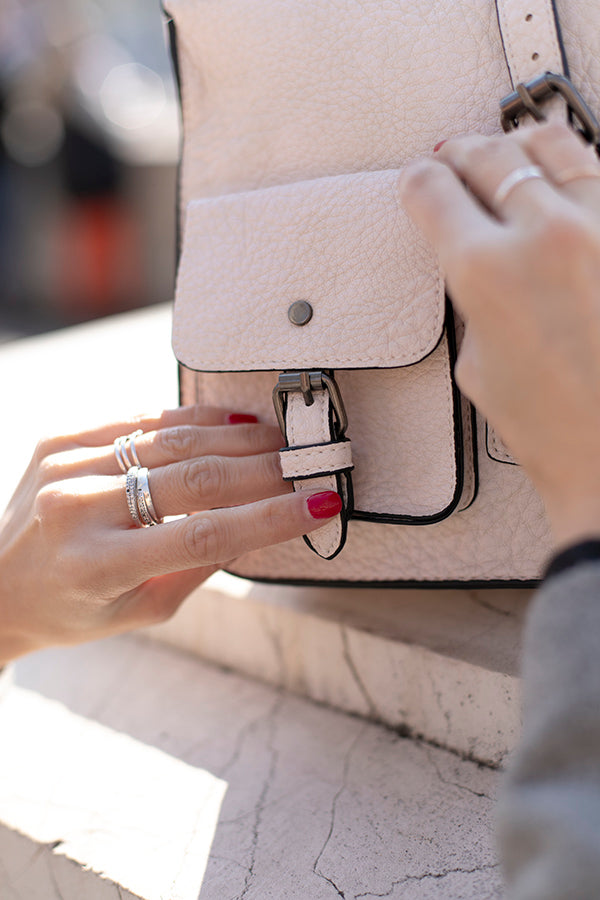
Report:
496,0,564,87
280,440,353,481
285,390,350,561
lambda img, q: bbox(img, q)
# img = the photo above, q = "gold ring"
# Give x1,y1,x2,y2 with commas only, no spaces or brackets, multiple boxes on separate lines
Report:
553,164,600,186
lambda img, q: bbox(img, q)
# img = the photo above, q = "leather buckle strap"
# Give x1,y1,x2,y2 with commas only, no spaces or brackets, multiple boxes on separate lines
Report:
273,370,348,438
500,72,600,147
273,370,352,560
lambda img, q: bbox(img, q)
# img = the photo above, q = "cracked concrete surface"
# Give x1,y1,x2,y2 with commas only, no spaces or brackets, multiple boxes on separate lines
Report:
2,635,504,899
148,572,525,765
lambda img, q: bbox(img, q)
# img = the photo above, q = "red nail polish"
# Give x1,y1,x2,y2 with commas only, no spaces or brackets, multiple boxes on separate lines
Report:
307,491,343,519
226,413,259,425
433,140,447,153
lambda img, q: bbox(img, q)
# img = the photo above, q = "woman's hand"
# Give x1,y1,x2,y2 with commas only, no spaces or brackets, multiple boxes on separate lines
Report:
400,122,600,549
0,405,341,665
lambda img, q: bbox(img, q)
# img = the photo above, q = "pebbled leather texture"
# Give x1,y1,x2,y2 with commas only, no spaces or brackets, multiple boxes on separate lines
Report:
173,171,444,372
280,441,354,480
171,0,597,582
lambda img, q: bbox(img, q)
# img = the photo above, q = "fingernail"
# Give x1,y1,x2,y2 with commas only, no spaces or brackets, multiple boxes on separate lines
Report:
433,140,447,153
226,413,259,425
307,491,343,519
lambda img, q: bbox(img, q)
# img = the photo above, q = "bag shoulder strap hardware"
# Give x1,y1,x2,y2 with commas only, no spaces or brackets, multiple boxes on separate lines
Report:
500,72,600,147
496,0,599,149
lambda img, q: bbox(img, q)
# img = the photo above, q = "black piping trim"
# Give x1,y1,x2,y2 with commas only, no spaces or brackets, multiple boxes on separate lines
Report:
224,570,540,589
485,421,518,467
458,402,479,512
284,467,354,482
163,8,185,407
351,301,464,526
163,10,183,266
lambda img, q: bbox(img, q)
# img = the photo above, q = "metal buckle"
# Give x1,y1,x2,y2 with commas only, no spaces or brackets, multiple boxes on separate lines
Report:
500,72,600,147
272,371,348,437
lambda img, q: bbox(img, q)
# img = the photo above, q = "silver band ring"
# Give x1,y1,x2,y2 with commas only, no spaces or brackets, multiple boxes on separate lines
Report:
553,164,600,186
128,431,142,468
135,467,162,526
125,466,143,527
114,429,143,473
114,437,129,473
493,165,545,207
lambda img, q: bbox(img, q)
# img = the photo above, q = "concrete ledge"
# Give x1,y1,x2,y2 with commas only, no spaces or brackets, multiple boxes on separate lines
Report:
4,635,504,899
147,573,529,766
0,684,226,900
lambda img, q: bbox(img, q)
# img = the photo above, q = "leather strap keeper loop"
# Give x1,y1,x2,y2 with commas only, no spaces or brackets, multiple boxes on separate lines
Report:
280,440,354,481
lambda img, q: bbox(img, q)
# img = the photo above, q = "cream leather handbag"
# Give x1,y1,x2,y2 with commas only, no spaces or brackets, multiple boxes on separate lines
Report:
167,0,600,585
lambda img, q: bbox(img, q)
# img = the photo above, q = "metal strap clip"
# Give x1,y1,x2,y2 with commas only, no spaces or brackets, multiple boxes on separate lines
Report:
273,371,348,437
500,72,600,147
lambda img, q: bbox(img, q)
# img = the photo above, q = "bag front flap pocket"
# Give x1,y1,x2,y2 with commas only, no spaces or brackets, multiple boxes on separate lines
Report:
173,169,444,372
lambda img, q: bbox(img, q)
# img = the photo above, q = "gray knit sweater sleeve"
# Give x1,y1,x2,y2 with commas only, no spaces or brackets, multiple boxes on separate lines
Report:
498,562,600,900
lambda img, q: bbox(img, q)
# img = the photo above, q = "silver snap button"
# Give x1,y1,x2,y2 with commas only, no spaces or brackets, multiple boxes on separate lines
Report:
288,300,313,326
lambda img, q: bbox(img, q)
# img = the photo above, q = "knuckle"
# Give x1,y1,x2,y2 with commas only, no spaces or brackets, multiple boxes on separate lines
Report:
33,434,62,464
182,455,229,502
401,161,443,200
462,136,506,169
157,424,197,460
521,120,571,151
34,483,68,522
37,454,62,486
181,515,223,564
535,212,586,254
35,480,92,524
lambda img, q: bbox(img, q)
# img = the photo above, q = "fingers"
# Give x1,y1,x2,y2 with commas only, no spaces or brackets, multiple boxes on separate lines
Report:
82,450,290,526
46,405,262,454
143,451,291,519
512,122,600,213
398,158,500,273
110,568,216,630
114,490,343,585
435,132,560,223
132,422,283,470
42,421,283,479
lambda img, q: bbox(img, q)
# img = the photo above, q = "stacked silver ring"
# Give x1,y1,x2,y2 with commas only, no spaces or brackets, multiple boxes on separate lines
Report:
114,429,143,473
135,467,162,526
125,467,143,527
125,466,162,527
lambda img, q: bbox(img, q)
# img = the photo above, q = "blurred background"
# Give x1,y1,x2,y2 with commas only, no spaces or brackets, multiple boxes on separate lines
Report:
0,0,179,343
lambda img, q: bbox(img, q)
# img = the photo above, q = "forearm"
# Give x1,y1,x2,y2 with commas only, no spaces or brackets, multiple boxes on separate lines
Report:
498,561,600,899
